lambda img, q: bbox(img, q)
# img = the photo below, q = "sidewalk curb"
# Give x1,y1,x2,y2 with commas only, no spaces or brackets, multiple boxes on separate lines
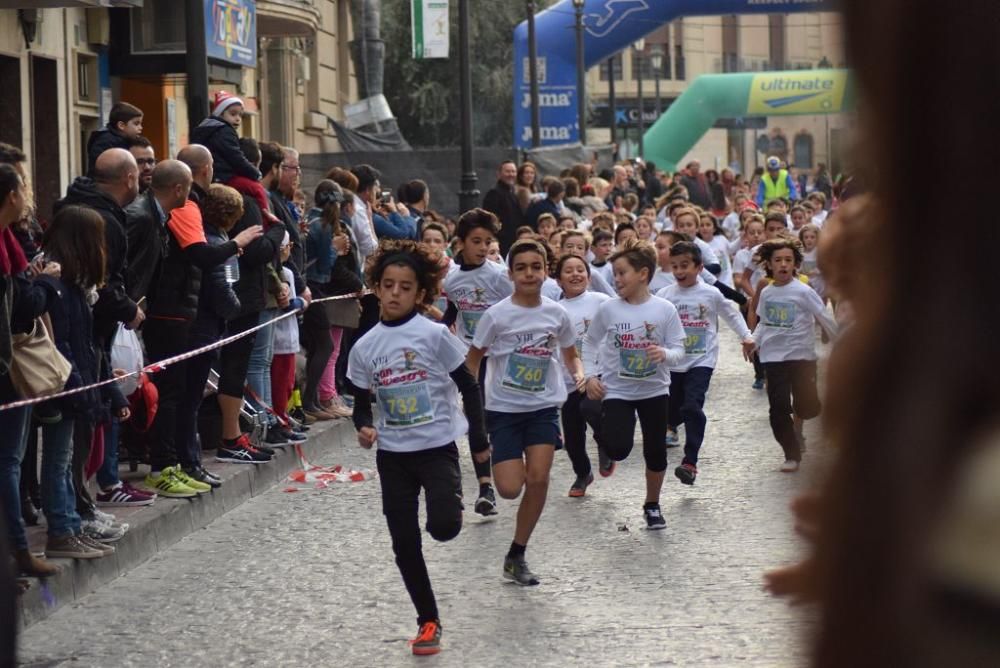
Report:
17,418,356,629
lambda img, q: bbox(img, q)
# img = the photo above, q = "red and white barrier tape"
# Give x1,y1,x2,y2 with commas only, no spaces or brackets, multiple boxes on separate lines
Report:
283,442,376,491
0,291,369,412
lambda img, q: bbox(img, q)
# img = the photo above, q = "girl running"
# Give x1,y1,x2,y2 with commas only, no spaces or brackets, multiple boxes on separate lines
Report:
466,239,585,586
698,212,735,288
743,238,837,472
556,254,612,496
584,239,686,529
347,240,489,656
798,223,824,298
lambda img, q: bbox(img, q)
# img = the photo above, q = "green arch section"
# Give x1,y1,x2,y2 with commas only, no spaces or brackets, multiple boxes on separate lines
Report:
642,69,855,171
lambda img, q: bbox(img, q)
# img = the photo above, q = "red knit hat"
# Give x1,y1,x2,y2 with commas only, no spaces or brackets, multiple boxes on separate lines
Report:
212,90,244,117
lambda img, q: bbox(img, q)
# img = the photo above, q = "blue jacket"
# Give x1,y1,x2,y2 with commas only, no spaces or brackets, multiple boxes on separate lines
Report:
525,197,560,229
305,208,337,285
373,210,417,240
36,275,126,420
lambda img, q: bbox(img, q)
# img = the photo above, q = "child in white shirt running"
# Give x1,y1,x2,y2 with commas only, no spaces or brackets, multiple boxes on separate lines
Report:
466,239,585,586
346,240,489,656
744,238,838,473
584,240,686,530
657,241,753,485
442,208,513,515
556,254,612,497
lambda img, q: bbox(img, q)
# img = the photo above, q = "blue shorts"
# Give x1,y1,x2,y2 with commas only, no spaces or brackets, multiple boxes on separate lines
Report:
486,407,562,464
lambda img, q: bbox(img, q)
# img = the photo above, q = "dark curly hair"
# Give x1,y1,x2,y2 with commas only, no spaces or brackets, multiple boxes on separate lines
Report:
366,239,445,310
753,236,803,277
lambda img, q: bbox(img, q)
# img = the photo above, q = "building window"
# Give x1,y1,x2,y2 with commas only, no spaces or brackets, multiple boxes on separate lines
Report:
768,15,786,71
722,15,739,73
77,53,98,104
794,132,814,169
130,0,185,54
599,54,623,81
672,21,685,80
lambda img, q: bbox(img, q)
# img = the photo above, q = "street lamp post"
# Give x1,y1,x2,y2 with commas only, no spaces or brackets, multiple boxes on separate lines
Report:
650,44,664,119
458,0,479,213
608,57,616,147
573,0,586,146
527,0,541,148
633,39,645,158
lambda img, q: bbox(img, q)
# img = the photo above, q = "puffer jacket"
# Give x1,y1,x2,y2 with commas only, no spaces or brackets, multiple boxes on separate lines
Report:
190,117,262,184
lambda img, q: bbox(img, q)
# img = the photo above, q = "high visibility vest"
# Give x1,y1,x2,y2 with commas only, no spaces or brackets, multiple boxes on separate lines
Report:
762,170,791,202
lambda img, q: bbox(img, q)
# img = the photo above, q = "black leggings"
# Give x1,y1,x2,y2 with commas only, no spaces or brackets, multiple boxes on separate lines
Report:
561,391,604,477
301,302,333,412
377,443,463,626
217,313,260,398
763,360,821,462
600,394,669,472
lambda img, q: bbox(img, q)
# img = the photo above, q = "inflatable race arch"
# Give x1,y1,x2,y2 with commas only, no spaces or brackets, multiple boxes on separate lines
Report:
513,0,839,149
642,68,854,171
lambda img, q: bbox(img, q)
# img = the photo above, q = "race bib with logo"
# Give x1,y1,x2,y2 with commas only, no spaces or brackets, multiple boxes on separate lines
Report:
502,352,550,393
763,301,797,328
683,326,708,355
460,310,484,339
619,346,656,380
376,383,434,428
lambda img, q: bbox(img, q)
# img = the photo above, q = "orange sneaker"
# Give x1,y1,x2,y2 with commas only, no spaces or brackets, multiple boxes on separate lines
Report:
409,620,442,656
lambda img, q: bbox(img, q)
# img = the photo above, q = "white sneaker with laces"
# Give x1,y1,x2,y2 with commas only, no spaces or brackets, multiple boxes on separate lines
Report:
779,459,800,473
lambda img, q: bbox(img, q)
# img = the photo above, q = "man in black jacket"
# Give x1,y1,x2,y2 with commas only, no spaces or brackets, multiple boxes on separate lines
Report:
481,160,525,254
56,148,143,342
140,160,262,492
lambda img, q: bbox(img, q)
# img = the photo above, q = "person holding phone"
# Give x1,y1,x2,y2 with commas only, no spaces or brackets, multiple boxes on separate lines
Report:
371,187,417,241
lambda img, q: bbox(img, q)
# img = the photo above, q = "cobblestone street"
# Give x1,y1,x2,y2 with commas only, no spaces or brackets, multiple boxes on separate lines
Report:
18,332,821,667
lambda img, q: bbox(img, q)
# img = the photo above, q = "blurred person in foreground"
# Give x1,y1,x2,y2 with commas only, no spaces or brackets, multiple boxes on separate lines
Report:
765,2,1000,666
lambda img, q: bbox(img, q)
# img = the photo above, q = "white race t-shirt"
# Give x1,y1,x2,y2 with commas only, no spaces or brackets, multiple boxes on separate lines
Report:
590,260,614,287
584,295,686,401
657,280,751,371
443,260,513,347
347,315,469,453
721,212,741,240
801,248,826,298
649,268,677,293
471,296,577,413
752,279,838,363
559,291,611,389
542,277,563,301
708,235,735,288
587,268,617,297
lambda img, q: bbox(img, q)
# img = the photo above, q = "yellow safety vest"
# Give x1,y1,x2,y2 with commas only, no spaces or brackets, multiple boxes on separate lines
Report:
762,170,791,202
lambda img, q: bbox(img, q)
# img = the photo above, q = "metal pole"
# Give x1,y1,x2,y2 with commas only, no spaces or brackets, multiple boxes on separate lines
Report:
607,57,616,147
636,51,644,158
527,0,541,147
654,69,661,117
575,3,586,146
185,0,209,133
458,0,479,213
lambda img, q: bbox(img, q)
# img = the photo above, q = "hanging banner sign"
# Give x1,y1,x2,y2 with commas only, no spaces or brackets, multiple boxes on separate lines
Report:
412,0,450,59
205,0,257,68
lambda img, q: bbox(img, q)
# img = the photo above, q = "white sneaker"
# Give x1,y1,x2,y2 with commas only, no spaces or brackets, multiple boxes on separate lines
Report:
90,508,130,533
82,519,126,543
779,459,800,473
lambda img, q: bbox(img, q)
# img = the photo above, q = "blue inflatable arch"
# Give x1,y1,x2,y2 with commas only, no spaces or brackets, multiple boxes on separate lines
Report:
513,0,838,148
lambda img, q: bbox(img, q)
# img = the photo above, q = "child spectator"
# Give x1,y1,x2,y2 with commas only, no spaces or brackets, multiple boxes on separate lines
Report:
87,102,143,175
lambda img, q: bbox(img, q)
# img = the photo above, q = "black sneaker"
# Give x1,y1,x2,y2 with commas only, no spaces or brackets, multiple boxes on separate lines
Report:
183,465,222,489
275,427,307,443
215,436,272,465
263,428,291,449
568,472,594,497
474,484,498,516
643,503,667,530
674,462,697,486
597,448,616,477
503,554,540,586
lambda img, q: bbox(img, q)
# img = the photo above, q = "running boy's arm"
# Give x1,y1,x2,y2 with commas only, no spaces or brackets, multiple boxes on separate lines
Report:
465,346,486,378
748,276,770,329
345,346,377,448
448,365,489,456
715,291,754,342
647,307,687,367
804,288,838,340
561,346,586,392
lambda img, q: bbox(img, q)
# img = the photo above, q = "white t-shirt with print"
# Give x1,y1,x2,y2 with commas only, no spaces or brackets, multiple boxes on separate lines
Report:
649,268,677,293
657,280,751,372
471,296,577,413
443,260,513,347
752,279,838,363
347,315,469,453
583,295,686,401
542,277,562,301
559,291,610,390
590,260,614,287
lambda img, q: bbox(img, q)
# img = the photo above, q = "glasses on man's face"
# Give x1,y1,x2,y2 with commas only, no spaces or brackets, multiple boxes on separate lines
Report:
281,165,302,173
